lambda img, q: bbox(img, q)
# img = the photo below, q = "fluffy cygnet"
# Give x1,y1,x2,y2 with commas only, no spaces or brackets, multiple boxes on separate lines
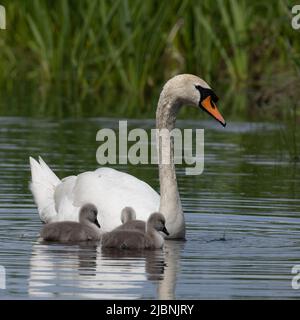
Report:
114,207,146,232
101,212,169,250
40,203,102,242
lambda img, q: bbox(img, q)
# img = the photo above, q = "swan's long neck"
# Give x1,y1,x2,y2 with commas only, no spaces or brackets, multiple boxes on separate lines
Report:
156,92,185,239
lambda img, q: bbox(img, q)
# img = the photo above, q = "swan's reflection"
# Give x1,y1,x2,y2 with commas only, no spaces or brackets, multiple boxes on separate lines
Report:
157,240,185,300
28,240,184,299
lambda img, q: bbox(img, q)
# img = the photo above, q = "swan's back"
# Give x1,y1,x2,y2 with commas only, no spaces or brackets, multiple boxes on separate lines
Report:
72,168,160,230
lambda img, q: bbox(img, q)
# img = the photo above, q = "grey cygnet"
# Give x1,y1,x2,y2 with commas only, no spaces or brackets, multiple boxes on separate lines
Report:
40,203,102,242
101,212,169,250
114,207,146,232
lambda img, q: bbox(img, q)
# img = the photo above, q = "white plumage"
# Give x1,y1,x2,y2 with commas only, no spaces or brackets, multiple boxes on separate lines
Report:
29,156,160,232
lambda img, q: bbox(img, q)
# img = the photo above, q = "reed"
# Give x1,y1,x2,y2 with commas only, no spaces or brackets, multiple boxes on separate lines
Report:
0,0,299,119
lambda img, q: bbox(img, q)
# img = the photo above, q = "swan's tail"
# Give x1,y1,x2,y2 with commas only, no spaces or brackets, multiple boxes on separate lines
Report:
29,156,61,223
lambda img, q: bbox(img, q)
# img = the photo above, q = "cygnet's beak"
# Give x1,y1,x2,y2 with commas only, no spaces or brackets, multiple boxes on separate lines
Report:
162,226,169,236
94,219,101,229
200,96,226,127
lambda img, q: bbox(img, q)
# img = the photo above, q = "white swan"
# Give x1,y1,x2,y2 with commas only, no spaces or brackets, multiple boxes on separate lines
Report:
29,74,225,239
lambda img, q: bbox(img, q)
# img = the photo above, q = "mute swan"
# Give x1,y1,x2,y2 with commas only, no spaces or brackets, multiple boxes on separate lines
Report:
115,207,146,232
40,204,102,242
101,212,169,250
30,74,225,239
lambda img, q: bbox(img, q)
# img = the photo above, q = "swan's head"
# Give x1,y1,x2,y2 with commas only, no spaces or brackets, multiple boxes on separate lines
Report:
79,203,100,228
147,212,169,236
162,74,226,127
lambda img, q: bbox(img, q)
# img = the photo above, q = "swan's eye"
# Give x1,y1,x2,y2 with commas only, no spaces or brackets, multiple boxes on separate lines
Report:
211,92,219,103
195,85,219,104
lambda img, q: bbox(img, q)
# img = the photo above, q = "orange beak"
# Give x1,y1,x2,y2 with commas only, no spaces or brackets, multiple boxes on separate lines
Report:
201,96,226,127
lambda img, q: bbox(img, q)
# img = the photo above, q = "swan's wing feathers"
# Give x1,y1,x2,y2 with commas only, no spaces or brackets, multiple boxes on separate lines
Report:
72,171,100,207
54,176,77,216
38,156,60,186
56,195,80,222
29,157,61,223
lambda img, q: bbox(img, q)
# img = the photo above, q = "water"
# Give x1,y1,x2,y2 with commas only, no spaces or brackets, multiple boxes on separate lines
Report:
0,117,299,299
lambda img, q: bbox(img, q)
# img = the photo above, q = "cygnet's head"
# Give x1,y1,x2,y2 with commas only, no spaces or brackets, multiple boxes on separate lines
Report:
147,212,169,236
161,74,226,127
121,207,136,224
79,203,100,228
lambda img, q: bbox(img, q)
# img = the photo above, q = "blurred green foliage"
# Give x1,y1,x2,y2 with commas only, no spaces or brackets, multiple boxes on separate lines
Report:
0,0,299,120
